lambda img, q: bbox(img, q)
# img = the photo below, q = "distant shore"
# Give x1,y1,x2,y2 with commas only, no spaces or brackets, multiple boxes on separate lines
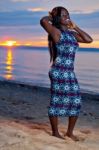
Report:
0,45,99,52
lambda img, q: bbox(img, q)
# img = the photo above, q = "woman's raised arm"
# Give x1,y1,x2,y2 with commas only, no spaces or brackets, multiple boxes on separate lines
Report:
40,16,61,43
71,22,93,43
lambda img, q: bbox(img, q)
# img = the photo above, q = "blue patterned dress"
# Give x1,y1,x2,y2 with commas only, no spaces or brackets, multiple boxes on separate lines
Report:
48,29,82,117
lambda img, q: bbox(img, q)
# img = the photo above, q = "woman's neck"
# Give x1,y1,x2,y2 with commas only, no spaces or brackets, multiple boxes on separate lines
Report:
60,25,68,31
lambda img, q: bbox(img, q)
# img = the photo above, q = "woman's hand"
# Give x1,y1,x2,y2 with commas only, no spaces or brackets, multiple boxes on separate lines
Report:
70,20,77,29
65,19,93,43
65,19,77,29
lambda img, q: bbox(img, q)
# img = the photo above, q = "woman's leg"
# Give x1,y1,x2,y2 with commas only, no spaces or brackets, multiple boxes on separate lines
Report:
67,116,78,135
49,116,64,139
65,116,79,141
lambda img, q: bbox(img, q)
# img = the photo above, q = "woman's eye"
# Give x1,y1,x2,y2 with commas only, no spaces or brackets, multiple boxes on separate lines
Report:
61,14,67,17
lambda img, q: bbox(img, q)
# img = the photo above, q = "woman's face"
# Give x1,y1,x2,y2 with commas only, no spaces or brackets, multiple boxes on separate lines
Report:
60,9,70,25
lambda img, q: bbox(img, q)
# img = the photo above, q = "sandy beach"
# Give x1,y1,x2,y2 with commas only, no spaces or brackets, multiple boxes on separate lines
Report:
0,80,99,150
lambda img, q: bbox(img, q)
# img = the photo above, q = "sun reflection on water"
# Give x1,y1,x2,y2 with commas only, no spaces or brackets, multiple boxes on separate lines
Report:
4,48,13,79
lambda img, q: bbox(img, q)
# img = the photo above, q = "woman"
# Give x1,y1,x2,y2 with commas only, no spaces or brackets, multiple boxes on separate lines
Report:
40,6,93,141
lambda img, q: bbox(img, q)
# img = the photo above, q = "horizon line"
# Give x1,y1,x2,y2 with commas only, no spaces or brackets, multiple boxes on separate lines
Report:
0,45,99,49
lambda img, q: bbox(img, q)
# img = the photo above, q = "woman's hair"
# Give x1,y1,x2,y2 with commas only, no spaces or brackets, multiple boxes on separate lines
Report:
48,6,68,63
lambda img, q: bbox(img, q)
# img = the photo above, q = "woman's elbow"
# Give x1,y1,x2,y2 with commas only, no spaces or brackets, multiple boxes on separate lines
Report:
86,38,93,43
40,19,47,28
40,18,43,26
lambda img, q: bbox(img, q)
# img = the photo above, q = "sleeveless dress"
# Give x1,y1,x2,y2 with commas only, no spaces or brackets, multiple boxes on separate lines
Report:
48,29,82,117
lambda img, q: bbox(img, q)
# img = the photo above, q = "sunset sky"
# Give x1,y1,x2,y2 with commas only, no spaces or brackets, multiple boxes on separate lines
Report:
0,0,99,48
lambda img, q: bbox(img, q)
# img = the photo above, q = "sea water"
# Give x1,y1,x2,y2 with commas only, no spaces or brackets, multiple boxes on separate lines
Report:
0,46,99,94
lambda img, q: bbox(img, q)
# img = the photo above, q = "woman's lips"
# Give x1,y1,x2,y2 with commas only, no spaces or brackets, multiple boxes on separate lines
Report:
65,19,70,22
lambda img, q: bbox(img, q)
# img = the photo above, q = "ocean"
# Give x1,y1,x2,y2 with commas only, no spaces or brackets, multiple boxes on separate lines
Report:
0,46,99,94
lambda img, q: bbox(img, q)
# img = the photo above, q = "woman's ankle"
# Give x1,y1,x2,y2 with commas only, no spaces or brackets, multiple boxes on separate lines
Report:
52,131,60,136
65,131,73,137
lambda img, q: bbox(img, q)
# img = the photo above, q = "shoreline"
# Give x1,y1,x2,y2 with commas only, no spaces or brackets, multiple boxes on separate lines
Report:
0,79,99,99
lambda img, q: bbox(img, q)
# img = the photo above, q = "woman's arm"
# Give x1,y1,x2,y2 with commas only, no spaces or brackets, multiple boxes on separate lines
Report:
40,16,53,34
73,25,93,43
40,16,61,43
68,21,93,43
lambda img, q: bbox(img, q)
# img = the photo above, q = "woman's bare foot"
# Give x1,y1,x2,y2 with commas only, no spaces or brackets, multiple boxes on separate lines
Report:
64,133,80,141
52,133,65,140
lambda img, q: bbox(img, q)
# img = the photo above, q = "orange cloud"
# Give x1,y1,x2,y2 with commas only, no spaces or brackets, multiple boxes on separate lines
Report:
24,40,99,48
24,41,48,47
0,39,98,48
79,41,99,48
27,7,46,12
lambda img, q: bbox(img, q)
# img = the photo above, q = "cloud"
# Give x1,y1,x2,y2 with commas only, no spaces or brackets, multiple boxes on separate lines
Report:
0,0,98,45
0,10,47,26
12,0,34,2
71,11,99,28
0,0,37,12
1,0,99,13
0,25,43,40
0,10,99,28
0,9,99,43
28,8,46,12
11,0,47,2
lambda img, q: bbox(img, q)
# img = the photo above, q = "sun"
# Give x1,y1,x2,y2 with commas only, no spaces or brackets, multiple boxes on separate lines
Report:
6,41,17,47
0,40,18,47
